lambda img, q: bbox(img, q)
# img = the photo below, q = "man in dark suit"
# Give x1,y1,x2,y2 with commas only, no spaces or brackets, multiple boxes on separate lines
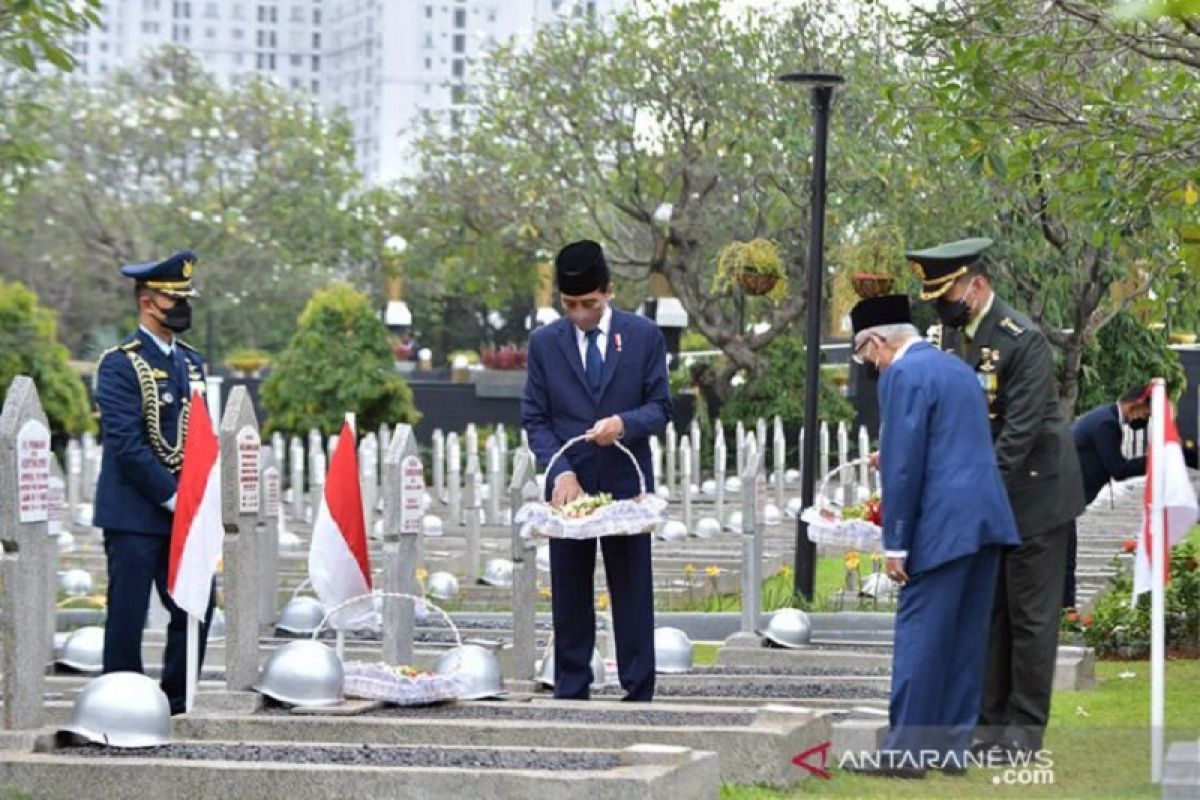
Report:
909,237,1086,758
1066,386,1198,606
94,251,215,715
845,295,1020,779
521,240,671,701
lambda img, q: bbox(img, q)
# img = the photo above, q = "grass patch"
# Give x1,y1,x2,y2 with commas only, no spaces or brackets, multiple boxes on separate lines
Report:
720,658,1200,798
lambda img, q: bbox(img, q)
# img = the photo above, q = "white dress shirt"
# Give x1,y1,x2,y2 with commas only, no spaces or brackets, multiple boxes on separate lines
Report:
574,305,612,367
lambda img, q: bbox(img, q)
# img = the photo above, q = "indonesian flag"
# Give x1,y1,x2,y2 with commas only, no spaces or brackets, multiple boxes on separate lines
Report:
1134,398,1199,598
308,421,373,627
168,391,223,619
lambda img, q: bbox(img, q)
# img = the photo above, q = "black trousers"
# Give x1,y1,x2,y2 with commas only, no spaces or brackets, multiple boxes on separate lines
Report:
1063,520,1078,608
102,530,215,714
977,521,1071,751
549,532,655,701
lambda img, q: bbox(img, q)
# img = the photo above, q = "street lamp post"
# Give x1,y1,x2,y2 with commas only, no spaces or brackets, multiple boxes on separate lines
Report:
778,71,844,602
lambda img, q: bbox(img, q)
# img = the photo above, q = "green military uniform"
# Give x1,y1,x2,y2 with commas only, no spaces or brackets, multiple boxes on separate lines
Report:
910,238,1085,753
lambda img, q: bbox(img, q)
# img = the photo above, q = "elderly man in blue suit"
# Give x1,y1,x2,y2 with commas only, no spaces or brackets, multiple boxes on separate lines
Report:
521,240,671,701
846,295,1020,778
93,251,215,715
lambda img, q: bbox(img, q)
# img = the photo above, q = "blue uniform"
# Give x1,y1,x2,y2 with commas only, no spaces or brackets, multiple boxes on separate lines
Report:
878,340,1020,763
94,327,214,714
521,307,671,701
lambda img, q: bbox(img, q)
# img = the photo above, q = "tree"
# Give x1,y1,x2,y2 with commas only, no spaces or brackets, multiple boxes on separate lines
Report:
899,0,1198,409
0,0,99,71
400,0,909,399
1,0,101,215
0,47,398,359
0,280,93,437
261,283,420,437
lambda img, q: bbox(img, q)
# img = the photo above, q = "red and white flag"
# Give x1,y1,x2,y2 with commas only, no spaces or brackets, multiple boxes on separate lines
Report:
1134,398,1199,598
308,421,373,626
168,392,223,619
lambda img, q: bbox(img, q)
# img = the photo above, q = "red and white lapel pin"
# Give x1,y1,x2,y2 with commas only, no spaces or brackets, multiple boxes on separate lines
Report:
614,333,623,353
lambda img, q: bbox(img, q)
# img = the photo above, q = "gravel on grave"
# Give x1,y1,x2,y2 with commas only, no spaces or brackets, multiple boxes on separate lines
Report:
371,704,756,728
259,702,754,727
689,664,889,677
596,681,888,700
56,742,620,771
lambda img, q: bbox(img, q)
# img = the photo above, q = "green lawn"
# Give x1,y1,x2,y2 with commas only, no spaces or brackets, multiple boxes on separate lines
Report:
719,657,1200,799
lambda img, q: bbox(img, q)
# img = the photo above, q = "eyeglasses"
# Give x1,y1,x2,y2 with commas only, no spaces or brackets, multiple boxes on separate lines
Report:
851,338,872,365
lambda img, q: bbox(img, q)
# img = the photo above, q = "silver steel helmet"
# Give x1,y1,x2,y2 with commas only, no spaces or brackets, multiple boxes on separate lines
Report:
57,626,105,672
654,485,670,500
785,497,803,519
785,469,801,485
654,627,694,674
422,514,444,537
435,644,505,700
725,510,743,532
763,608,813,649
701,479,717,497
252,640,344,707
535,544,551,573
60,568,94,597
57,531,76,553
53,631,69,660
763,503,783,526
480,558,514,588
278,530,303,554
695,517,722,539
60,672,171,747
536,646,606,688
208,607,226,641
724,476,742,493
426,571,460,601
275,596,326,635
657,520,688,541
861,572,898,599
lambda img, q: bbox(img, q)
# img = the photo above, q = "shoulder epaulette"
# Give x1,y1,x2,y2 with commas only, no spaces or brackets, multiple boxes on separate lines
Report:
176,338,199,353
999,317,1026,337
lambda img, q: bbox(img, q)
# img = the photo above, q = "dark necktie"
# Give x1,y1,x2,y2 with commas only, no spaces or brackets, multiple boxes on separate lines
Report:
585,328,603,394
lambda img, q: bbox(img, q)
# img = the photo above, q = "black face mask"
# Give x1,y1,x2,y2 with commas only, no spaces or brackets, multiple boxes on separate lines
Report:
935,297,972,329
155,298,193,334
1128,417,1149,431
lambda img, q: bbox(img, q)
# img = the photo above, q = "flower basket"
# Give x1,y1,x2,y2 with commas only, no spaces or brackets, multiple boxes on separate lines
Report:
737,271,780,296
515,435,667,540
800,459,883,551
315,592,469,706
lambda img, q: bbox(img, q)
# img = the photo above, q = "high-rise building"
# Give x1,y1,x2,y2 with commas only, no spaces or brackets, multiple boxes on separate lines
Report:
64,0,624,184
321,0,620,182
68,1,322,94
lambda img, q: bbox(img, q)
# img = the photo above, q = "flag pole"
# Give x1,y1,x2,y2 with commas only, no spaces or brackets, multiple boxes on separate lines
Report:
335,410,356,661
186,614,199,713
1149,378,1166,783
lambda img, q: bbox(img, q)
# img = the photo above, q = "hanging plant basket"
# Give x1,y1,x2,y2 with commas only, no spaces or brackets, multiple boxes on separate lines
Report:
737,272,780,296
851,272,895,300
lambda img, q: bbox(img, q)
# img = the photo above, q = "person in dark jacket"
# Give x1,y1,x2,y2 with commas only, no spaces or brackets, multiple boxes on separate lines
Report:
1066,385,1198,607
909,237,1085,759
94,251,215,715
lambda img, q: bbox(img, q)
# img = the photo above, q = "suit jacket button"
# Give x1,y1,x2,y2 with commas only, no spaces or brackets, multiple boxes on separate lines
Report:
1029,470,1039,477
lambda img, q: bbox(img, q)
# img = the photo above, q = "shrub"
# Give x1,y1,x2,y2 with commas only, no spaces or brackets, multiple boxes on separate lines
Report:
0,280,93,436
261,283,420,436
